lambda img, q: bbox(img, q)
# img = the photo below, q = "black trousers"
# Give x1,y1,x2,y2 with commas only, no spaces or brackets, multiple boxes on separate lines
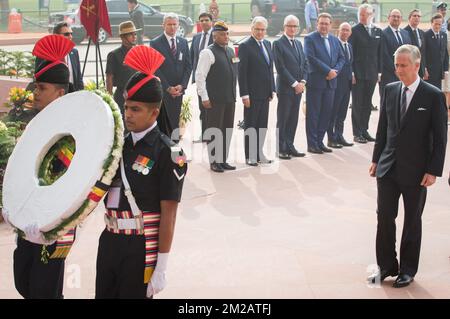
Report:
351,79,376,137
95,229,147,299
113,88,125,115
205,102,235,164
198,95,207,136
13,237,65,299
276,93,301,154
163,93,182,141
376,169,427,277
244,98,270,161
328,80,351,142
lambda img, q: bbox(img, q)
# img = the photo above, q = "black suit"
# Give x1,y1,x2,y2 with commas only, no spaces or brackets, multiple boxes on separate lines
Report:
349,23,382,138
129,5,144,44
190,30,213,136
150,34,192,140
403,25,426,78
380,27,411,95
273,35,308,154
372,79,447,277
424,29,449,90
238,36,275,162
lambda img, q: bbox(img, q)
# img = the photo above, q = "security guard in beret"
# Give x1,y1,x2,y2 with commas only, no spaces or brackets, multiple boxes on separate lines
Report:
95,45,187,299
106,21,140,115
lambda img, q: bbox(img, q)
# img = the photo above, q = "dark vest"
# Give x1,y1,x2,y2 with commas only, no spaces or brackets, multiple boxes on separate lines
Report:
206,43,237,104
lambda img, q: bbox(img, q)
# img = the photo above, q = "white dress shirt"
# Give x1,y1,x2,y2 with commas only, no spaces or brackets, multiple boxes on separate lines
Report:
66,53,74,85
390,25,404,44
401,76,420,113
131,121,157,145
195,48,216,101
284,33,302,88
199,29,212,51
164,32,177,50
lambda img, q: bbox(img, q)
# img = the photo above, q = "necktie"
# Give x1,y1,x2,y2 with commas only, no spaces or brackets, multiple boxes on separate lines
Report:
291,39,300,58
395,30,403,45
323,36,331,57
199,32,207,51
170,38,177,58
259,41,270,65
400,86,408,120
416,29,422,47
344,43,350,60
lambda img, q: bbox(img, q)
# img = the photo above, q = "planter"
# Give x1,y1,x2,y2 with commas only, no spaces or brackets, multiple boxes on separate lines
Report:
0,76,31,115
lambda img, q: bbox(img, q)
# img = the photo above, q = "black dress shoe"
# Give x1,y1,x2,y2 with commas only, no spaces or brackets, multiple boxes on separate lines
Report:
289,149,306,157
367,269,399,284
258,158,273,164
210,163,224,173
278,152,292,160
307,147,323,154
327,141,343,149
354,136,368,144
362,132,376,142
393,274,414,288
246,159,258,166
221,163,236,170
319,145,333,153
338,139,354,147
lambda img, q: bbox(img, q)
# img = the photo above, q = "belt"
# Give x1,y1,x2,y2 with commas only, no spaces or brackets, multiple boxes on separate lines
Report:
104,214,144,231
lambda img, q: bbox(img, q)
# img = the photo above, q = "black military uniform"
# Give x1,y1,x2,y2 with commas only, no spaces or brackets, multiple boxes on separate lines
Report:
12,35,75,299
106,45,136,114
96,45,187,299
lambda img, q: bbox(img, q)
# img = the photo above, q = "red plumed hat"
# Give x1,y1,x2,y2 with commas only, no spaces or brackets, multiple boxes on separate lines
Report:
124,45,165,101
32,35,74,84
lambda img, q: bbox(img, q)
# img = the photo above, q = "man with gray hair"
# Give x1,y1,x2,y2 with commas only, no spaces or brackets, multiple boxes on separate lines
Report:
272,15,308,159
349,3,382,144
150,13,192,141
238,16,275,166
368,44,447,288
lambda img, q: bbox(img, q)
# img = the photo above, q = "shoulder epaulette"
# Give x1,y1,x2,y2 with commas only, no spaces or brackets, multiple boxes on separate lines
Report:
160,133,182,154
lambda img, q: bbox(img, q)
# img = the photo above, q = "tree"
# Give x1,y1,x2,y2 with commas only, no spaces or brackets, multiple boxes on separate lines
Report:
0,0,10,26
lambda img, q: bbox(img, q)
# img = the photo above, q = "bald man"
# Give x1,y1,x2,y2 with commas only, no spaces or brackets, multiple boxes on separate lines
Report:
327,23,354,148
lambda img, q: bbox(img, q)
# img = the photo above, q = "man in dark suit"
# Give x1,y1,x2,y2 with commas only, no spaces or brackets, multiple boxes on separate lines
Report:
304,13,345,154
128,0,144,45
273,15,308,160
404,9,426,78
380,9,412,101
150,13,192,141
424,13,449,90
349,4,382,144
327,22,354,148
238,16,276,166
368,45,447,288
190,12,213,141
51,22,84,92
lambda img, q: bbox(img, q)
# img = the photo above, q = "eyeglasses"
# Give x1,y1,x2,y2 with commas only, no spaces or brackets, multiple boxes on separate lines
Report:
61,32,73,36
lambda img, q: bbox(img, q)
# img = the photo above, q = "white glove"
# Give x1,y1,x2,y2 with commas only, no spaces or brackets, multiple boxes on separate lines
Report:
146,252,169,298
24,224,56,245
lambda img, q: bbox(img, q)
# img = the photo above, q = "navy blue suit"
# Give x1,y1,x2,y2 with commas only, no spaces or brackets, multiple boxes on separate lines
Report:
380,27,411,96
327,41,353,143
150,34,192,140
304,31,345,149
424,29,449,90
190,31,213,136
273,34,308,154
238,36,275,161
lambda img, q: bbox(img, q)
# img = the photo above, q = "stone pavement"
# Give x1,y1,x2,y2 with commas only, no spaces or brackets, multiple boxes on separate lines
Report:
1,82,450,299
